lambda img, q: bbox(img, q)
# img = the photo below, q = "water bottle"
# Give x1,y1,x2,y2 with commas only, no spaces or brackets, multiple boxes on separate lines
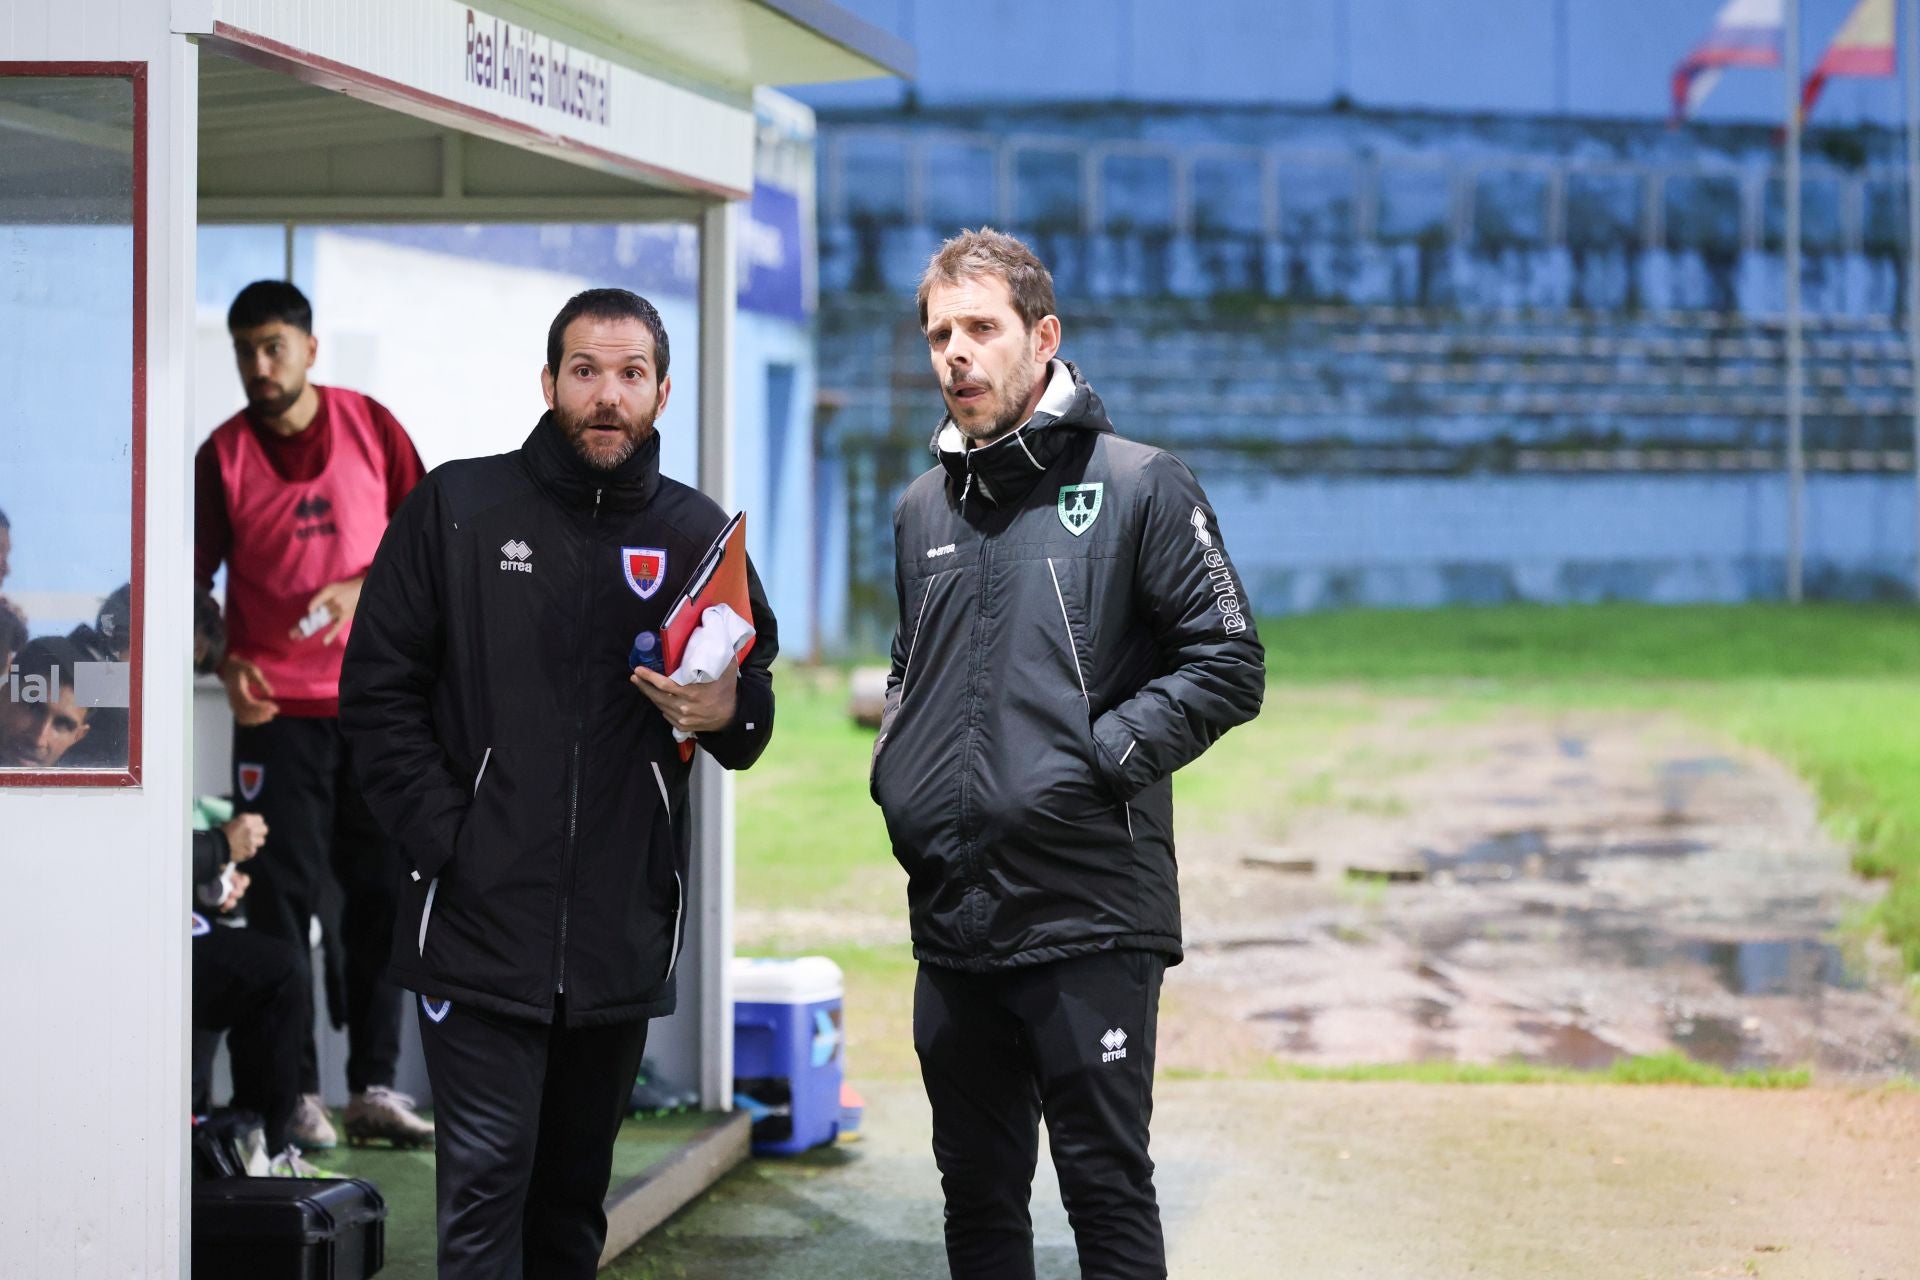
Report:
629,629,665,675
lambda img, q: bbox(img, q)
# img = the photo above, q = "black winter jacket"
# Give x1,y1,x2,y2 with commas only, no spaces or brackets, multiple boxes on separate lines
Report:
340,417,776,1026
871,361,1264,972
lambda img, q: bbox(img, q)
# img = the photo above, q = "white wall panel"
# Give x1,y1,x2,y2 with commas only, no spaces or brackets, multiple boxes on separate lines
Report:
0,3,196,1277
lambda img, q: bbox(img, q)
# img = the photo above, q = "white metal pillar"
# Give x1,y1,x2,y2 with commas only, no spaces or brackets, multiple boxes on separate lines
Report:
693,197,737,1111
1906,0,1920,600
1785,0,1807,602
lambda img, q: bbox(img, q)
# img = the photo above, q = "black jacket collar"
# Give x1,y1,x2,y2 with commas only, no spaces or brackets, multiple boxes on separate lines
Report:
521,412,661,513
934,360,1112,509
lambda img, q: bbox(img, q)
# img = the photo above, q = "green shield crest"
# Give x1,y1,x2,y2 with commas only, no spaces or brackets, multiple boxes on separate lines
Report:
1057,482,1104,536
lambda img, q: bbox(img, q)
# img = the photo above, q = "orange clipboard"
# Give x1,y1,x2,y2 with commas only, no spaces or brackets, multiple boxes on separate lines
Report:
661,511,754,760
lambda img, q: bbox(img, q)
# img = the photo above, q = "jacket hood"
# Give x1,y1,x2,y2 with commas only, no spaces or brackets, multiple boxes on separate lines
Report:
522,411,661,513
933,360,1112,508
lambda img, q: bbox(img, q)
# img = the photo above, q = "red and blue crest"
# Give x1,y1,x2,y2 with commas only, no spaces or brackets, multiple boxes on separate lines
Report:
622,546,668,600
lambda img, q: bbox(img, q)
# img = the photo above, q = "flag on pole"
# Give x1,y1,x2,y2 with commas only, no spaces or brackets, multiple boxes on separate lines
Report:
1672,0,1786,124
1801,0,1896,120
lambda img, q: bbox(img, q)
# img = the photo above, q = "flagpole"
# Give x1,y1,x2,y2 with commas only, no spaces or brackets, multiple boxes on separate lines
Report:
1907,0,1920,601
1786,0,1807,603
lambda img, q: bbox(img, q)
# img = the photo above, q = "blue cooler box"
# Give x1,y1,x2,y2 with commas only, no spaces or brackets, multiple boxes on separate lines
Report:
732,956,844,1155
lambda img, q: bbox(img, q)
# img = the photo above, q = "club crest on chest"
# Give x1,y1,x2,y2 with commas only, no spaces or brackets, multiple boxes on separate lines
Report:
622,547,668,600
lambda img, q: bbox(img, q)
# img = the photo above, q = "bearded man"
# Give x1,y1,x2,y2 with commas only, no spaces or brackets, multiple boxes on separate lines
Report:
341,288,778,1279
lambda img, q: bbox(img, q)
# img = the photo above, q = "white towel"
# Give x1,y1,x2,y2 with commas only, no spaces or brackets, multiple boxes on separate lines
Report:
670,604,756,741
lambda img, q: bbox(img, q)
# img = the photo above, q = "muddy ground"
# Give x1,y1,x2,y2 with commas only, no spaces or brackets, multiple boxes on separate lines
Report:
1164,700,1919,1080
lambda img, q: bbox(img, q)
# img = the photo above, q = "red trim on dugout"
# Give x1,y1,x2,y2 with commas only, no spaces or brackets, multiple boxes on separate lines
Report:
204,22,751,202
0,61,146,790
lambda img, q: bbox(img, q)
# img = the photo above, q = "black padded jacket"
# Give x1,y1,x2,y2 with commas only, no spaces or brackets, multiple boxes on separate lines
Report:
340,416,776,1025
870,361,1264,972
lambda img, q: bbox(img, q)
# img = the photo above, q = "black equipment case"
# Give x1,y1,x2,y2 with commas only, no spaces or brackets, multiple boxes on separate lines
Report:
192,1176,387,1278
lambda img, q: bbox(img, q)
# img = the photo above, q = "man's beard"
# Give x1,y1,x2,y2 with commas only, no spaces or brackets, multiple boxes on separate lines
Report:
948,359,1041,445
246,377,303,418
557,403,657,471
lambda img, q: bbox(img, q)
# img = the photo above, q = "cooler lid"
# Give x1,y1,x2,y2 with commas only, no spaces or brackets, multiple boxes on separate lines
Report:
731,955,843,1004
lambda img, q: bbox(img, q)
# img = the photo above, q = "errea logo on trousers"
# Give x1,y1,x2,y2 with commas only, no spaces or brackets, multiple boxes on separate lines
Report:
500,539,533,573
1100,1027,1128,1063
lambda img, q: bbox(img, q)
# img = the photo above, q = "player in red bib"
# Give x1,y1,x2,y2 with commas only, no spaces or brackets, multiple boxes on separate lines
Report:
194,280,433,1152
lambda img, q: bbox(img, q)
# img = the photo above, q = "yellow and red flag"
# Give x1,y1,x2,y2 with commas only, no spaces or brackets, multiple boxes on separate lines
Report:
1802,0,1897,121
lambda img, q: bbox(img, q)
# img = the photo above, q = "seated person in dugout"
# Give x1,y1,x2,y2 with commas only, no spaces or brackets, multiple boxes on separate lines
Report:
0,602,22,683
191,589,315,1177
63,583,132,768
0,636,92,769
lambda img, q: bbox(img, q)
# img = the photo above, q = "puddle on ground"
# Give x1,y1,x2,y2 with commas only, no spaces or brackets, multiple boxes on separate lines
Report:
1419,829,1710,884
1681,937,1859,995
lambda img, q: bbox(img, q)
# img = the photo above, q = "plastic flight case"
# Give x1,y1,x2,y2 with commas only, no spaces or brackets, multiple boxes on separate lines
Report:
192,1176,388,1278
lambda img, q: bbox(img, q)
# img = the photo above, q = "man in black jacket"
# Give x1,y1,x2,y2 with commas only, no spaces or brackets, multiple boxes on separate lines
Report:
341,288,776,1278
871,229,1264,1280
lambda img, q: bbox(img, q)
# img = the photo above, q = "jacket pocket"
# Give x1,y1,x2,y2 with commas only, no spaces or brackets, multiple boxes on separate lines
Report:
652,761,687,985
417,876,441,958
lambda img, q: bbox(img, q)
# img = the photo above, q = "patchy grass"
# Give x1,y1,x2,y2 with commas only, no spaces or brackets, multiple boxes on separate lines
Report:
735,667,896,913
1267,603,1920,682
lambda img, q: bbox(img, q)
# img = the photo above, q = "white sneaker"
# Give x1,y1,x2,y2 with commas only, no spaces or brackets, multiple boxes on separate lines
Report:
238,1125,270,1177
288,1093,338,1150
266,1146,323,1178
344,1085,435,1149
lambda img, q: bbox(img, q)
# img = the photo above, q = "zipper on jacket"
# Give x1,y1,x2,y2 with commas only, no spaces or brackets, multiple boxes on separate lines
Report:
956,526,994,946
555,487,603,997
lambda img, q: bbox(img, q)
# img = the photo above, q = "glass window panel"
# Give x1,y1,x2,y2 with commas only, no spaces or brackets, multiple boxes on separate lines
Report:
1764,176,1843,251
0,73,139,778
1012,149,1082,232
1101,152,1174,233
840,134,909,223
1192,156,1263,236
1473,170,1548,247
1565,172,1641,249
1378,166,1453,244
925,141,995,230
1277,163,1357,243
1665,174,1742,253
1863,179,1907,253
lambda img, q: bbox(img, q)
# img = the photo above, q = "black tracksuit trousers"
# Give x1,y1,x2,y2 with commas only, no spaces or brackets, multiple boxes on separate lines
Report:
191,921,306,1154
416,996,650,1280
914,948,1168,1280
232,715,404,1095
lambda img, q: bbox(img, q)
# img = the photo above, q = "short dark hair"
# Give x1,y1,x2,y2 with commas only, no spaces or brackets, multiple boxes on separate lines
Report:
546,288,670,381
228,280,313,334
0,609,24,661
13,635,84,694
917,227,1057,333
95,583,132,647
193,589,226,677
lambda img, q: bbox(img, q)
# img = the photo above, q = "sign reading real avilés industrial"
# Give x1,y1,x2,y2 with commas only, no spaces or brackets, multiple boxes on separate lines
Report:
199,0,751,196
463,7,610,128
